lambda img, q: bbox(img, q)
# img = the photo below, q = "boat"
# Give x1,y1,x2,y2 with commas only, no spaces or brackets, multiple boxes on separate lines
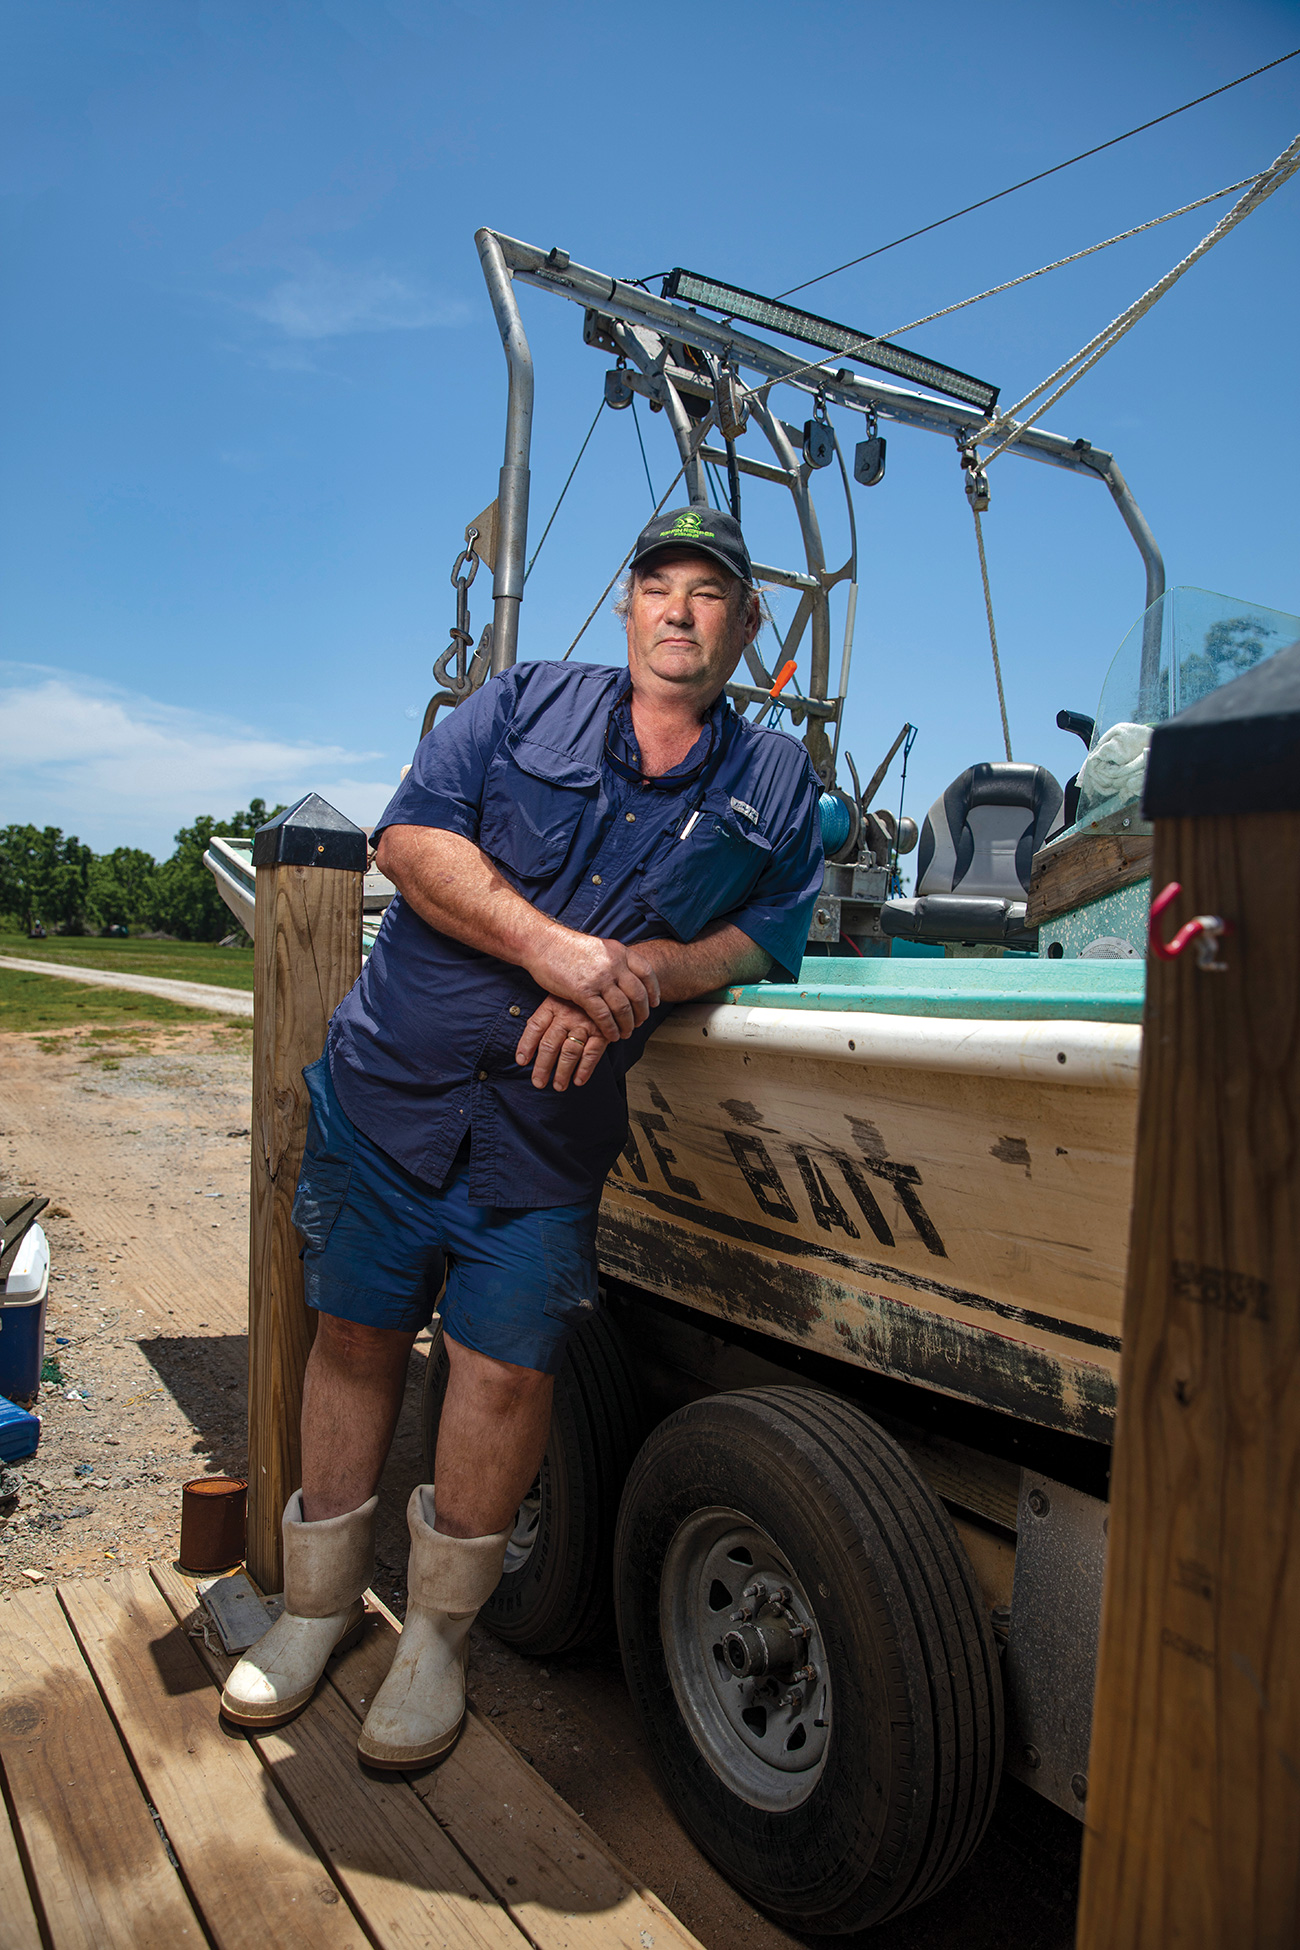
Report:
206,225,1299,1936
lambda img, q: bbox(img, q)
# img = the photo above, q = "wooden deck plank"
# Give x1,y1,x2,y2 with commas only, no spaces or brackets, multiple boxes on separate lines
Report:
0,1777,44,1950
152,1565,529,1950
0,1585,203,1950
59,1572,368,1950
329,1599,706,1950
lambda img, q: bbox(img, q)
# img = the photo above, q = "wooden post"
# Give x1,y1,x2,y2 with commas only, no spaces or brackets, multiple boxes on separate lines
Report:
246,794,366,1593
1077,643,1300,1948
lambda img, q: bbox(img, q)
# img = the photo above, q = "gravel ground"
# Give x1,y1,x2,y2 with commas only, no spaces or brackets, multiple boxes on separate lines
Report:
0,1018,1079,1949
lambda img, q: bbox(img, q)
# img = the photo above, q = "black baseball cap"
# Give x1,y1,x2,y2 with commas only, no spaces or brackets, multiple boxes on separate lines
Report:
629,505,753,585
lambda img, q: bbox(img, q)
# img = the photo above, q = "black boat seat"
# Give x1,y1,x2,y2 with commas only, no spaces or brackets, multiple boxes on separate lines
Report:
881,761,1063,949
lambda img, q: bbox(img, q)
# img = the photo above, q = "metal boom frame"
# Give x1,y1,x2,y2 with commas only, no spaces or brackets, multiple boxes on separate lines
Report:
475,228,1167,781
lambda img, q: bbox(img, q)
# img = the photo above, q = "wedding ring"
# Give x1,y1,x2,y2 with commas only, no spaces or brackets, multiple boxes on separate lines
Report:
565,1030,588,1045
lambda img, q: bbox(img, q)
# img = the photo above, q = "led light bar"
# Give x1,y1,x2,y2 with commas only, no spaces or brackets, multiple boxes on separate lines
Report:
662,269,999,413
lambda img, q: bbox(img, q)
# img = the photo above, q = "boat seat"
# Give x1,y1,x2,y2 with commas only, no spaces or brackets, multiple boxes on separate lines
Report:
881,761,1063,950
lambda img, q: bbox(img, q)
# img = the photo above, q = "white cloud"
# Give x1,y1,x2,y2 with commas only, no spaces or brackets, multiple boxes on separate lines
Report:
243,254,470,341
0,667,398,854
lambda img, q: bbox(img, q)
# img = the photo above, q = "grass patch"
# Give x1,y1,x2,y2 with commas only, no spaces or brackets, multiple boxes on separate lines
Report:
0,931,254,990
0,966,244,1037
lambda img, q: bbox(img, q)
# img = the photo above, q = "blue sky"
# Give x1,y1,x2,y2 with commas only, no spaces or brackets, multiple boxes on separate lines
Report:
3,0,1298,858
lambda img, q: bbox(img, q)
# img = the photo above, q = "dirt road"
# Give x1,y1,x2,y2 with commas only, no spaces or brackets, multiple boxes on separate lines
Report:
0,1020,1079,1948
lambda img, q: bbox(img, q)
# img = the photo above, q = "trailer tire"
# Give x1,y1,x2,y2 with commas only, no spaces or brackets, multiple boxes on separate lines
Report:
614,1385,1003,1935
421,1307,644,1657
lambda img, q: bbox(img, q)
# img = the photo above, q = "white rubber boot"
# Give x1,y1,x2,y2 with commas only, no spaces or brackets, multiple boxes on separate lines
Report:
220,1490,377,1728
356,1485,508,1769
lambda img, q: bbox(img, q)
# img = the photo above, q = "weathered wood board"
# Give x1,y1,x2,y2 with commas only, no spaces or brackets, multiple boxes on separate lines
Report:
1077,808,1300,1946
0,1586,204,1949
599,1041,1137,1440
1026,828,1153,928
248,855,362,1590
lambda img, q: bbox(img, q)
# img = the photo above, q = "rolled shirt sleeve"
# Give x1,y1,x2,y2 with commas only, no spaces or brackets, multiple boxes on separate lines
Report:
372,671,519,846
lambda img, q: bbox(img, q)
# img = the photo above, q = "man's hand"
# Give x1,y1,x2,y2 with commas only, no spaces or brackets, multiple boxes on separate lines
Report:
516,997,611,1091
521,931,659,1042
375,826,659,1042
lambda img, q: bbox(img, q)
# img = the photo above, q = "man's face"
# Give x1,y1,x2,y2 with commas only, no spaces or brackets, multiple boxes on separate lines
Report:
625,548,760,705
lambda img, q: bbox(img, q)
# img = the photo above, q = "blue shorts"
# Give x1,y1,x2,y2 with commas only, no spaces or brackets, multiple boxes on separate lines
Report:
291,1055,601,1375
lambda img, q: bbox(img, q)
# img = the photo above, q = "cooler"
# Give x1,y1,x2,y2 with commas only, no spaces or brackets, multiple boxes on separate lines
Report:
0,1222,50,1410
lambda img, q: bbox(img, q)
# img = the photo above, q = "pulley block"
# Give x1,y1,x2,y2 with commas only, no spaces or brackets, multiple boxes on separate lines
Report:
604,367,635,410
854,435,887,486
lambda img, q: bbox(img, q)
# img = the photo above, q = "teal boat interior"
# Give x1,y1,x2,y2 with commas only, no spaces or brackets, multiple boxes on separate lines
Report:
725,955,1145,1023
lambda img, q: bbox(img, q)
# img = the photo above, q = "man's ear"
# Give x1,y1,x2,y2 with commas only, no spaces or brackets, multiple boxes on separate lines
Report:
743,592,762,647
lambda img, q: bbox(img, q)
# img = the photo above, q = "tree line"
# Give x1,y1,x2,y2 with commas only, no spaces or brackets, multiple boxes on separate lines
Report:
0,800,285,941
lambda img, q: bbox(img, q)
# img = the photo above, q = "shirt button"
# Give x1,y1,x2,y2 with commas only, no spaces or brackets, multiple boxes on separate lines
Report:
591,873,602,885
477,1070,487,1081
509,1005,521,1017
625,812,636,822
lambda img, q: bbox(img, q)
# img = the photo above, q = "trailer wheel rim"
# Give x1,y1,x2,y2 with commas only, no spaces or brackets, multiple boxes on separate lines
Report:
503,1478,542,1576
659,1506,832,1811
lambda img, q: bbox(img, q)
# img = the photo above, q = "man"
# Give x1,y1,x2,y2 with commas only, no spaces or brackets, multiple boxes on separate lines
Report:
221,506,825,1767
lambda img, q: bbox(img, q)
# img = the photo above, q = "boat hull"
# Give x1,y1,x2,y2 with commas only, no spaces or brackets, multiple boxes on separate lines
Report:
599,1006,1137,1444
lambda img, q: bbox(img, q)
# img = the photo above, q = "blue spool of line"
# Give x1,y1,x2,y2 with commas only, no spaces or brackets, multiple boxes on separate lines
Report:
818,793,852,855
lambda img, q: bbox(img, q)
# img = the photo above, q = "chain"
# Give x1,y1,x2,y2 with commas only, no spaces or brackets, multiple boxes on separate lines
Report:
421,526,493,737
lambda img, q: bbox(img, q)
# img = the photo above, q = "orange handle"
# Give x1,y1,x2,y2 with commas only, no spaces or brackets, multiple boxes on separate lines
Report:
768,659,798,699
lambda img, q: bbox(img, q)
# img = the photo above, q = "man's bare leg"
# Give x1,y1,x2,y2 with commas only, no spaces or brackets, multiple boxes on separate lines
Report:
300,1314,417,1522
433,1335,555,1537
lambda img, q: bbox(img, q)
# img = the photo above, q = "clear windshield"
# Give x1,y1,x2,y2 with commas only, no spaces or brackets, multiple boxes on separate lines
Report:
1076,586,1300,825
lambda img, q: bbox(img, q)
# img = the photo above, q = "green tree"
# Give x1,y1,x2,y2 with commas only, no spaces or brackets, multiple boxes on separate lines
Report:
0,825,95,934
148,798,285,941
88,847,159,932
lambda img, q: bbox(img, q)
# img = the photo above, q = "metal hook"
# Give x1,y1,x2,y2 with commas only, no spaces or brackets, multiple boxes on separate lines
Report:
1149,880,1232,971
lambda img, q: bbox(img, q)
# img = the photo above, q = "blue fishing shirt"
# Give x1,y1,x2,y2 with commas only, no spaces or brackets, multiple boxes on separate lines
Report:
328,660,824,1207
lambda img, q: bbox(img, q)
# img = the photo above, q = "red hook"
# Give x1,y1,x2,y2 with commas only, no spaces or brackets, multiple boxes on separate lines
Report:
1149,881,1232,971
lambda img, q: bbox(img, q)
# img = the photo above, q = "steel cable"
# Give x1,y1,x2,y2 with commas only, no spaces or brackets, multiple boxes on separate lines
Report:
776,47,1300,299
561,409,718,661
734,169,1275,410
524,397,606,583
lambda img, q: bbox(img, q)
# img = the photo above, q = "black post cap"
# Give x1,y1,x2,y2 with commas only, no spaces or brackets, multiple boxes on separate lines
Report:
1143,637,1300,819
252,793,368,870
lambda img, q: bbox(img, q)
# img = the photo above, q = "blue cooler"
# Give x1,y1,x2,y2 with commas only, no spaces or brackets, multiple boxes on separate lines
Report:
0,1394,40,1463
0,1222,50,1410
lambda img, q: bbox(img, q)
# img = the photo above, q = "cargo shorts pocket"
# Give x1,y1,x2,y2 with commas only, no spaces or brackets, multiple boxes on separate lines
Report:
538,1207,601,1330
290,1055,356,1253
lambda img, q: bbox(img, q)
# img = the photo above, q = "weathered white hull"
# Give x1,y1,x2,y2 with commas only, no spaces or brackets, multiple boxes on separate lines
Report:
599,1004,1138,1443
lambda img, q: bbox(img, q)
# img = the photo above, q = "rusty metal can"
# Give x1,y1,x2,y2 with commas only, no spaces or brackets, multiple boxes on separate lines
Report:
178,1475,247,1573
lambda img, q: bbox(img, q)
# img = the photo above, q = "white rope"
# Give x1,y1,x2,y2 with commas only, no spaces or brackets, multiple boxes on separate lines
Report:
976,131,1300,464
971,503,1013,762
734,173,1267,409
854,178,1258,351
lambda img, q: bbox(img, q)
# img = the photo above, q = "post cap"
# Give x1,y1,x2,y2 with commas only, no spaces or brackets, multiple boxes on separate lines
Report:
252,793,368,870
1143,637,1300,819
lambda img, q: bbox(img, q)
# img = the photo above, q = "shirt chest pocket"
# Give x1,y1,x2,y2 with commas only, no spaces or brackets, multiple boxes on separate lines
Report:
478,734,599,883
641,798,773,943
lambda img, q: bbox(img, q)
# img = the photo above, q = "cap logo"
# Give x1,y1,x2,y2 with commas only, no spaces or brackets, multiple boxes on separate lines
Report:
659,511,715,540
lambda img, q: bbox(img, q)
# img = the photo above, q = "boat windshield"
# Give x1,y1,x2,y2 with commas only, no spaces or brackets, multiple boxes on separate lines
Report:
1076,586,1300,827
